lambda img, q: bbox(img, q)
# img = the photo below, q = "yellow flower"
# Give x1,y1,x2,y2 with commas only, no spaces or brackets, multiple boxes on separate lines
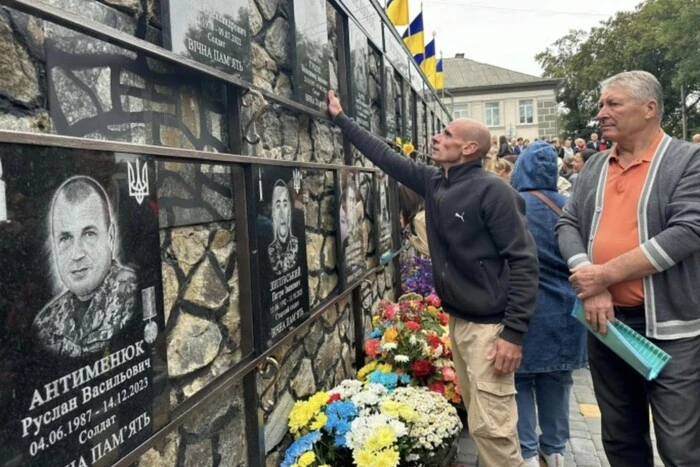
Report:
309,412,327,430
298,451,316,467
383,327,399,343
376,448,400,467
358,361,378,380
427,305,438,316
377,363,393,374
355,448,375,467
372,315,380,327
394,136,403,146
402,142,415,156
374,426,397,449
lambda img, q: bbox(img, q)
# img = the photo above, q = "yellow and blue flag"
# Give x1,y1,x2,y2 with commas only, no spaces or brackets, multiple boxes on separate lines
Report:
435,57,444,89
421,38,436,83
402,11,424,56
386,0,409,26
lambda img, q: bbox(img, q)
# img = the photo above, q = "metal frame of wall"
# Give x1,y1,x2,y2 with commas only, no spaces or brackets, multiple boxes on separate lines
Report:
0,0,452,465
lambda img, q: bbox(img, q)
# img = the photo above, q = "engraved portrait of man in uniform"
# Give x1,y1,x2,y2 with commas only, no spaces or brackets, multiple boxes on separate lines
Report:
32,176,137,358
268,179,298,275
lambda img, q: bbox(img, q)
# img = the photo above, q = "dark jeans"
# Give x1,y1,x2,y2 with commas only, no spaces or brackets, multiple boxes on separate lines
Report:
588,313,700,467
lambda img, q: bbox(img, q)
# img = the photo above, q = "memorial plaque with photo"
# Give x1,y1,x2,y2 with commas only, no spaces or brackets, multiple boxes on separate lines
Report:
254,166,310,347
162,0,251,81
384,24,409,80
349,20,371,130
376,173,393,258
416,100,426,154
0,144,167,467
337,170,367,286
344,0,382,48
409,60,423,93
292,0,330,110
383,60,397,139
405,85,414,143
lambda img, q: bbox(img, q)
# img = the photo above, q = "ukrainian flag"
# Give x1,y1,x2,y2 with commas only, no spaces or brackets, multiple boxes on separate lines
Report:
421,38,436,84
435,57,444,89
386,0,409,26
402,11,424,56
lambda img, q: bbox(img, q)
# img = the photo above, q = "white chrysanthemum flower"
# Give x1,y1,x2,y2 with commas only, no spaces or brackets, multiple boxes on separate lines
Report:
394,354,410,363
409,334,418,345
382,342,398,351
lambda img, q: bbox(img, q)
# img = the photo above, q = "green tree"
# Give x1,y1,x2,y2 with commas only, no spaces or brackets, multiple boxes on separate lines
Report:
536,0,700,139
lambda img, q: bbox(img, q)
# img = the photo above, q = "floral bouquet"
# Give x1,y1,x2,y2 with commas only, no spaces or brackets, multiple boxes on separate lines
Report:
400,254,435,296
362,293,462,406
282,379,462,467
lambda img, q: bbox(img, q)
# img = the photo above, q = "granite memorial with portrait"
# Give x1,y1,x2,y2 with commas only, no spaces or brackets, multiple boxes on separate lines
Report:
337,170,367,286
349,20,371,130
292,0,330,110
254,166,310,348
377,173,393,258
0,145,166,467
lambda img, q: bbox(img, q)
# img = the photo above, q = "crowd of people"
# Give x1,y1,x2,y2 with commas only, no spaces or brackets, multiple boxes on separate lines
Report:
484,133,609,195
327,69,700,467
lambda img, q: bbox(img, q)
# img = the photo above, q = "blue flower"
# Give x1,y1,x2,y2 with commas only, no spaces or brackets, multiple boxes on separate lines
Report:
368,370,399,389
370,328,383,338
281,431,321,467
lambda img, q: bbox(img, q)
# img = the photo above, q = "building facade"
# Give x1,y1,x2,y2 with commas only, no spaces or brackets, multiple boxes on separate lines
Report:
441,54,561,141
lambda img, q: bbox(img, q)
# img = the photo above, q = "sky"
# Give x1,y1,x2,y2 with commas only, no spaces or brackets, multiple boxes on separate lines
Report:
405,0,643,77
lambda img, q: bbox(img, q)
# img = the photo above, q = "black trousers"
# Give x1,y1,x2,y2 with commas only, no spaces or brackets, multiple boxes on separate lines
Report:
588,313,700,467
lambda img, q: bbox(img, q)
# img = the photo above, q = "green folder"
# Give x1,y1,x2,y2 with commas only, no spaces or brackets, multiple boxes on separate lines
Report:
572,301,671,381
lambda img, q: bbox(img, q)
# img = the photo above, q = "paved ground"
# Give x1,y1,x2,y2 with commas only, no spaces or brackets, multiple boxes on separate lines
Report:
452,368,664,466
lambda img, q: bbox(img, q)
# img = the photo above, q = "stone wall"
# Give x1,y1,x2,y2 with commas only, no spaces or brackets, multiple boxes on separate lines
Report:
537,98,559,141
0,0,398,465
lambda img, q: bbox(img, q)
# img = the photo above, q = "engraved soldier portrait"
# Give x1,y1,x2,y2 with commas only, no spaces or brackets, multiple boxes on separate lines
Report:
31,176,138,358
267,179,299,276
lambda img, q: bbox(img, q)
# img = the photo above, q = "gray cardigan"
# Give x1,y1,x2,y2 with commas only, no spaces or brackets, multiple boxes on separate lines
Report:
556,133,700,339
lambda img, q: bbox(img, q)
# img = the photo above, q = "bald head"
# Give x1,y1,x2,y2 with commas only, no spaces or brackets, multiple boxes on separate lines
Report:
693,134,700,144
452,118,492,159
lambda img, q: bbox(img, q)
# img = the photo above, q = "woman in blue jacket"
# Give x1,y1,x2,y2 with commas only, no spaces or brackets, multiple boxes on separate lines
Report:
510,141,588,467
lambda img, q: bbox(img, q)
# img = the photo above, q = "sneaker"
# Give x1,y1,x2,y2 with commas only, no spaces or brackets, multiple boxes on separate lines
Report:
540,452,564,467
524,455,540,467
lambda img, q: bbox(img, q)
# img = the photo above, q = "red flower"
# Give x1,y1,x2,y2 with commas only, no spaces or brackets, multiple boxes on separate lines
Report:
364,339,381,357
429,381,446,395
437,312,449,326
405,321,421,332
426,294,442,307
426,333,442,349
328,393,341,403
411,359,435,379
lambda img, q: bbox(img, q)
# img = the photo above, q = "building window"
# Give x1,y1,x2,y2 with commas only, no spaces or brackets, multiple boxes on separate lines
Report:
485,102,500,127
453,104,469,118
519,99,534,124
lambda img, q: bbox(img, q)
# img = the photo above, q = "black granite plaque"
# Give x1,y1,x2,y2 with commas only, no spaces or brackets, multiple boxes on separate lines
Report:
254,166,310,347
409,60,423,93
416,100,426,154
0,145,167,467
349,20,371,130
384,24,409,80
383,60,397,140
405,84,414,143
162,0,251,81
343,0,382,48
337,170,367,286
376,173,393,258
292,0,330,110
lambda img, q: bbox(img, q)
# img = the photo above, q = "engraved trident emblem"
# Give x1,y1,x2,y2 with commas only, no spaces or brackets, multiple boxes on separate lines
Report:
127,159,149,205
293,169,302,194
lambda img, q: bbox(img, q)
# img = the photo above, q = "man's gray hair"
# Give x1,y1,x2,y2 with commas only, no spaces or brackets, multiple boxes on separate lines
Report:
600,70,664,120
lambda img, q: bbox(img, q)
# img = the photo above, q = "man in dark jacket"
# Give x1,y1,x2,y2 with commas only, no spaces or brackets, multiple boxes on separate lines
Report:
328,90,538,467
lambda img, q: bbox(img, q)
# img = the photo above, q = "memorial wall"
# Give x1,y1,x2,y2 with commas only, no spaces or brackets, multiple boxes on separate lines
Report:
0,0,451,465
